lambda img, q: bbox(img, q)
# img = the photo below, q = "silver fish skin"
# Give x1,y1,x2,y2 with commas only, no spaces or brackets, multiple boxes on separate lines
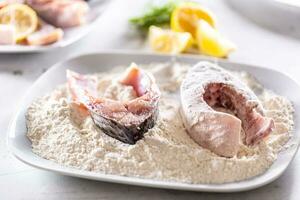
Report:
67,64,160,144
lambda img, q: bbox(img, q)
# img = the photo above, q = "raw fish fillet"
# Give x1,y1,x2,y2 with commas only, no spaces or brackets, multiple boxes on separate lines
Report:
67,63,161,144
180,62,274,157
0,1,8,9
26,20,63,45
25,0,89,28
0,24,15,44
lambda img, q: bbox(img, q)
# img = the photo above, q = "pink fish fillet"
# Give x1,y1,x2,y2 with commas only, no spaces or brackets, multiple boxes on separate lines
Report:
67,64,161,144
180,62,274,157
25,0,89,28
0,25,15,45
0,1,8,9
26,20,63,45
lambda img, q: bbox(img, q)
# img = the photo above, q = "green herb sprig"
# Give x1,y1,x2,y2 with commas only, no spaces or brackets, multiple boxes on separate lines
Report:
129,1,179,29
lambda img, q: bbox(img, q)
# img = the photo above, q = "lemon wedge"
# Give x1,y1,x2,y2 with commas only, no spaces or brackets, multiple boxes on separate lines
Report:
149,26,192,54
0,3,38,42
196,20,236,58
171,2,216,39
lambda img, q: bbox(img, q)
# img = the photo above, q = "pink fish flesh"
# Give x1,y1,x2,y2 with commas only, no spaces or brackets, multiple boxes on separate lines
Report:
180,62,274,157
25,0,89,28
67,64,160,144
26,20,63,45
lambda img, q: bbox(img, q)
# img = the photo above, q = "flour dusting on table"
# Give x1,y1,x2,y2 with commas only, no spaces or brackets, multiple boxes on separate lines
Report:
26,62,294,184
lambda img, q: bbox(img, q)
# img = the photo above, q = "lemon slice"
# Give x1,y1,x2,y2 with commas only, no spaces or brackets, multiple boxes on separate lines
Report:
196,20,236,58
171,2,216,39
149,26,192,54
0,3,38,42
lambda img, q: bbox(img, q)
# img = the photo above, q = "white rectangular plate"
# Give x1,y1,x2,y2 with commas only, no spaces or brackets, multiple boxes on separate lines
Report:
7,51,300,192
0,0,108,53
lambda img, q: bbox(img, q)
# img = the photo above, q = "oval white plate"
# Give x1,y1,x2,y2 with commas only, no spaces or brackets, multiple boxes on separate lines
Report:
7,52,300,192
0,0,108,53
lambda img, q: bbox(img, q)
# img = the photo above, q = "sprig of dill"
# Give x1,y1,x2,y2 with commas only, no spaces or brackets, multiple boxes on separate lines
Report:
129,1,179,29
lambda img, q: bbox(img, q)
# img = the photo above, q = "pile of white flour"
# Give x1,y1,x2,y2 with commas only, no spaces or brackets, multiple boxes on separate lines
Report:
26,62,294,184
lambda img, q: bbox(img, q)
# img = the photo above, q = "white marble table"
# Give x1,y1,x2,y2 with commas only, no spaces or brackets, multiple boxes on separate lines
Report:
1,0,300,199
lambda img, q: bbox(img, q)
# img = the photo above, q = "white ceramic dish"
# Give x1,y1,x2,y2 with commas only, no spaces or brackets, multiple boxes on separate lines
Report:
7,52,300,192
0,0,108,53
